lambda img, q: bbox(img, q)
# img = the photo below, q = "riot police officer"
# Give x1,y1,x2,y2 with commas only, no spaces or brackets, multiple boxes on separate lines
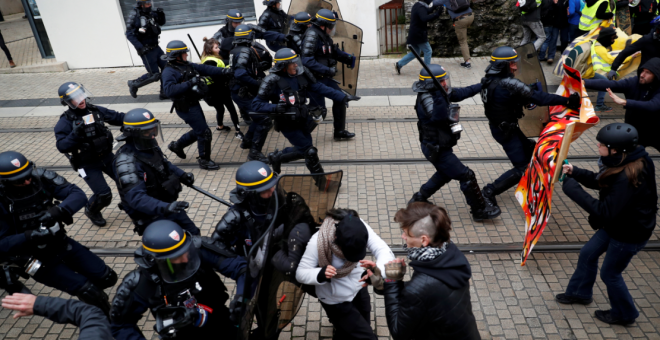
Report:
0,151,117,315
54,82,125,227
252,49,359,178
302,9,358,140
125,0,167,99
230,25,274,162
113,108,199,236
288,12,313,54
162,40,233,170
110,220,247,339
408,65,501,221
258,0,291,51
480,46,582,209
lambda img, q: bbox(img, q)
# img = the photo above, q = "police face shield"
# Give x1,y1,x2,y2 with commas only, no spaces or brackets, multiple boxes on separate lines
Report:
134,121,164,150
508,60,519,75
155,245,201,283
4,174,41,200
439,76,452,95
284,57,305,77
61,84,92,109
137,0,153,6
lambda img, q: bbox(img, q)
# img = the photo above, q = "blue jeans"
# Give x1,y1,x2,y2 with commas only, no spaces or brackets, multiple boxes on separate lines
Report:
591,73,607,106
565,229,647,321
397,42,432,69
539,26,559,59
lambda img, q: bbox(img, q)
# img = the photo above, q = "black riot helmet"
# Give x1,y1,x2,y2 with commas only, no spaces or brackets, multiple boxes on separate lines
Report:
226,9,244,33
121,108,164,150
0,151,34,186
314,9,337,30
136,0,153,6
263,0,282,6
58,82,93,109
142,220,201,283
290,12,313,33
233,24,256,45
596,123,639,154
271,48,305,76
417,64,452,95
486,46,519,75
162,40,189,61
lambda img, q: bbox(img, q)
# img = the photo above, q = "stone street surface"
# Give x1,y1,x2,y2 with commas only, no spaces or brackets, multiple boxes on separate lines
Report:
0,54,659,340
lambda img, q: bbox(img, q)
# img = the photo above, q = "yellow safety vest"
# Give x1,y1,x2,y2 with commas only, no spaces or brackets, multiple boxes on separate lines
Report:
590,42,612,73
521,0,542,15
579,0,611,31
200,55,227,85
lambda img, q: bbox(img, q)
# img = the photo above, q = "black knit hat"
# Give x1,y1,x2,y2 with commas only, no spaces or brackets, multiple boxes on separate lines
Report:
335,215,368,262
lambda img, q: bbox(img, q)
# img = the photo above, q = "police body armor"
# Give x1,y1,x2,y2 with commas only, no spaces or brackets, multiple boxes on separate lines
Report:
259,72,317,132
128,7,164,48
302,26,338,77
230,45,262,97
61,105,114,168
167,63,208,113
481,76,531,127
259,7,288,33
416,93,457,150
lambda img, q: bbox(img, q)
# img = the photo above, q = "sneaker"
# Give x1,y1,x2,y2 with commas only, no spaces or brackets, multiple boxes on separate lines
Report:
594,105,613,113
394,62,401,75
547,59,554,64
9,61,16,68
235,131,245,140
594,310,635,325
460,62,472,69
555,293,593,305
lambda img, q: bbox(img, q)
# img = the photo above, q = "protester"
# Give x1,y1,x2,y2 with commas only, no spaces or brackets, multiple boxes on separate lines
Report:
395,0,442,74
556,123,657,325
567,0,582,42
382,202,480,340
437,0,474,68
630,0,660,35
520,0,547,50
539,0,560,63
608,16,660,80
556,0,571,52
0,29,16,68
296,209,395,340
577,0,619,36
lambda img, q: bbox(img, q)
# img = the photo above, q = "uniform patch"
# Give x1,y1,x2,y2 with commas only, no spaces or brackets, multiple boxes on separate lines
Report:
245,239,253,246
322,45,326,54
169,230,180,241
144,173,147,182
290,49,296,54
258,167,268,177
10,159,20,167
143,112,151,119
68,84,76,89
289,96,296,105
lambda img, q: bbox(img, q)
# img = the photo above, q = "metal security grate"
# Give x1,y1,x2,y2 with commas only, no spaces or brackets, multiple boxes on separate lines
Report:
118,0,256,29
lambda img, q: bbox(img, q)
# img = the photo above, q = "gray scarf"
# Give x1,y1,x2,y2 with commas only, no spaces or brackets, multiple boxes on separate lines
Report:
317,217,358,279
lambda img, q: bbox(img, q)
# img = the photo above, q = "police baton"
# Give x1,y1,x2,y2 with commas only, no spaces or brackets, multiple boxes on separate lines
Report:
190,185,233,207
406,44,445,94
187,34,202,60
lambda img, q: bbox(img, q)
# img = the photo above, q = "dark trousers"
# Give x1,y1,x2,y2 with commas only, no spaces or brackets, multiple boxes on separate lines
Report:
280,117,316,155
231,91,270,147
308,77,346,132
565,229,647,320
128,211,200,236
420,144,469,197
0,30,12,61
80,153,116,207
207,89,239,129
175,103,211,158
266,40,285,53
31,238,108,295
137,46,166,79
489,124,535,188
321,287,376,340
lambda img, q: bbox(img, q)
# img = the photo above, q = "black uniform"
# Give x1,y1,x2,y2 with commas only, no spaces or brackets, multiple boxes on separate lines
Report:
258,3,290,51
287,12,313,55
213,24,286,64
125,4,167,98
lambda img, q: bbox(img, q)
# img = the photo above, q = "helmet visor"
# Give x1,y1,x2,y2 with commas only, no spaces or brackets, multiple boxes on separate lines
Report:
439,75,452,95
156,245,201,283
61,84,92,109
137,0,153,6
282,56,305,76
133,121,164,150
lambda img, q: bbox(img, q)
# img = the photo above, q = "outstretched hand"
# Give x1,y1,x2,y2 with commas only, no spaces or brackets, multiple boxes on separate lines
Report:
2,294,36,319
606,88,626,106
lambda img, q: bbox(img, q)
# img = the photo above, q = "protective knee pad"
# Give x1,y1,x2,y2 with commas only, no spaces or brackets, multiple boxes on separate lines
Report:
76,281,111,316
304,147,324,174
94,266,119,290
89,192,112,214
203,128,213,141
459,168,486,210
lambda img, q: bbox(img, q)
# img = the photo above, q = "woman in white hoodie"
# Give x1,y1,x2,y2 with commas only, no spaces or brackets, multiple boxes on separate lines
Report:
296,209,395,340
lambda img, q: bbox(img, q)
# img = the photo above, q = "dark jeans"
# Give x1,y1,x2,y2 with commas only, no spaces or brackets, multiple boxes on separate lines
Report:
420,143,469,197
565,229,647,320
32,238,108,294
308,77,347,132
80,153,116,207
0,30,12,61
568,24,580,43
539,26,559,59
321,287,376,340
137,46,166,79
175,103,211,158
489,124,535,189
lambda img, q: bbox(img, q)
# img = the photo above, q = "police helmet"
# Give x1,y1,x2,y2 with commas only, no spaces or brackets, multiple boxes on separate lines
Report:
233,24,256,45
485,46,519,75
162,40,189,61
596,123,639,153
652,15,660,40
0,151,34,185
417,64,452,95
58,82,93,109
271,48,305,76
236,161,278,194
263,0,282,6
291,12,313,32
136,0,153,6
314,9,337,29
142,220,200,283
226,9,244,33
121,108,164,150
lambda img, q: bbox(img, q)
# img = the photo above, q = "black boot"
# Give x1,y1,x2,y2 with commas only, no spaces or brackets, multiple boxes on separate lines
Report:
198,157,220,170
92,266,118,290
85,192,112,227
483,170,524,210
269,149,304,174
332,104,355,140
408,192,430,205
304,147,330,191
240,139,252,150
128,80,139,98
460,169,501,221
168,141,187,159
481,185,498,210
248,148,268,162
76,281,111,317
334,130,356,140
127,72,160,99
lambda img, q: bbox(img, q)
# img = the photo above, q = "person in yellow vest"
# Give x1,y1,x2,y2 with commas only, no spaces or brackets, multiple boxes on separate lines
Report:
578,0,630,36
519,0,547,50
201,37,243,140
584,27,639,111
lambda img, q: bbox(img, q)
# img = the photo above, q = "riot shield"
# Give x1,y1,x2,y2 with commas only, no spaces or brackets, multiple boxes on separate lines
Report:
333,20,363,96
515,43,549,138
284,0,335,34
254,171,343,340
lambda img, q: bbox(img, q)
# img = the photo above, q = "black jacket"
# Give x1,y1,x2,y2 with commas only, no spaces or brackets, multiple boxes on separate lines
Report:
612,32,660,73
407,1,442,45
562,149,657,244
384,243,480,340
34,297,112,340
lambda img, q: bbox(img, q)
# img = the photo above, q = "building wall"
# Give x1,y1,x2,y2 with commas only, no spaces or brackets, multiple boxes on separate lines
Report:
0,0,24,16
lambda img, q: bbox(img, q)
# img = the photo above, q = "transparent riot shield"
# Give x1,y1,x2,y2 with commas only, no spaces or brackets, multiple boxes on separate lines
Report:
284,0,335,34
515,43,549,138
239,171,343,340
333,20,363,96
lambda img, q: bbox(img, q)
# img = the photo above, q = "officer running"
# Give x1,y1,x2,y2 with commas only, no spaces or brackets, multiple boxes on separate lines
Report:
479,46,581,209
162,40,233,170
288,12,314,55
230,25,275,162
302,9,358,141
110,220,247,339
252,49,360,179
113,108,199,236
125,0,167,99
54,82,125,227
408,64,502,221
0,151,118,315
258,0,291,52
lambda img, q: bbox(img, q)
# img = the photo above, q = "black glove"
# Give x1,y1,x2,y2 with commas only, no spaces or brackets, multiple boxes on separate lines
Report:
166,201,189,214
284,34,294,44
222,67,234,76
25,228,53,246
229,295,244,325
180,173,194,187
259,61,272,70
607,70,618,80
156,7,164,13
276,103,288,113
189,77,200,87
39,206,73,227
137,47,147,56
326,67,337,77
72,121,85,137
567,92,581,110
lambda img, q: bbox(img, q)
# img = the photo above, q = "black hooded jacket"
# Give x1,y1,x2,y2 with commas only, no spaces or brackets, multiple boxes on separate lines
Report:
611,32,660,72
383,243,480,340
583,57,660,149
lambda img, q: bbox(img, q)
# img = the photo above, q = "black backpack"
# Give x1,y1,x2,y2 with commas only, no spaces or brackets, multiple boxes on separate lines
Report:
447,0,471,13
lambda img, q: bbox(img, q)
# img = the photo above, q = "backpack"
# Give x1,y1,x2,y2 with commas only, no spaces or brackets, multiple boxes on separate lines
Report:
447,0,471,13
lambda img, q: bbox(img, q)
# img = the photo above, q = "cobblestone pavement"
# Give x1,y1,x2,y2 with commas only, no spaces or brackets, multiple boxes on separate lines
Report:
0,14,59,71
0,56,659,339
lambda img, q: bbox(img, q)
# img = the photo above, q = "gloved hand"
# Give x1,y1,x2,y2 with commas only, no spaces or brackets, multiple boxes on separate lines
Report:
384,259,407,281
189,77,200,87
284,34,294,44
332,10,339,19
137,47,148,56
342,94,361,107
39,206,73,227
25,228,54,246
156,7,164,13
607,70,618,80
259,61,272,70
229,295,244,325
567,92,581,110
166,201,190,215
326,66,337,77
180,173,195,187
276,103,288,113
273,223,285,241
348,55,357,69
72,121,85,137
222,67,234,76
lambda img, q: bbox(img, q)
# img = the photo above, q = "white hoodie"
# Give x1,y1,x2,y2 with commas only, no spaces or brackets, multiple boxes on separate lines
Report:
295,219,395,305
